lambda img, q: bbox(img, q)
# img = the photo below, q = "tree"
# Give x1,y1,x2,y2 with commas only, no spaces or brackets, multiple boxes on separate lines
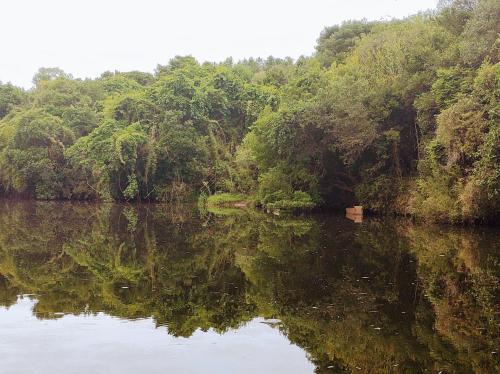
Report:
316,20,375,67
32,67,72,86
459,0,500,67
0,82,26,119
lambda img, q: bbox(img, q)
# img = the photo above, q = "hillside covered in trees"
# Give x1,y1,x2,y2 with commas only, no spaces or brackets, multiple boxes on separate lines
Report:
0,0,498,223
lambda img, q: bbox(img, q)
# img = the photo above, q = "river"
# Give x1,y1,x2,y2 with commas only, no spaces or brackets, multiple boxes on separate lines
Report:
0,200,498,373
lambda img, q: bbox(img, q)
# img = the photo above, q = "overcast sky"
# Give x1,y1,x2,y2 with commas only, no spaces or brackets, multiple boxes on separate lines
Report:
1,0,438,88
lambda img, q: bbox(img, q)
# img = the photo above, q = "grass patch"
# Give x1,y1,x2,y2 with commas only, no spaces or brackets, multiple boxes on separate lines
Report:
261,190,316,212
206,193,250,208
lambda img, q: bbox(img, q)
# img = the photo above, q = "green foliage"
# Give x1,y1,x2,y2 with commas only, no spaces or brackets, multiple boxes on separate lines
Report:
459,0,500,67
431,67,473,108
206,193,249,207
263,190,315,211
437,0,477,35
316,20,376,67
257,168,316,211
0,82,26,119
0,1,498,221
0,109,74,198
32,67,72,86
413,62,499,222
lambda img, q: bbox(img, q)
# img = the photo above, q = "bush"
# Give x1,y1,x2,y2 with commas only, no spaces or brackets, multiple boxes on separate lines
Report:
263,190,316,212
206,193,249,207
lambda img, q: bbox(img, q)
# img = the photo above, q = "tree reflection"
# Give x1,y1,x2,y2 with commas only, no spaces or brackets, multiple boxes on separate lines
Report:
0,200,497,372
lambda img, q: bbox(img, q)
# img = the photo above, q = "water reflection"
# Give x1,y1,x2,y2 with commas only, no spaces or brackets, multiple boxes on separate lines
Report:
0,297,313,374
0,200,498,373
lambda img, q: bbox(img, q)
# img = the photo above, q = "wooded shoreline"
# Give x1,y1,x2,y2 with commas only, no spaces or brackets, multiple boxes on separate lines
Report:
0,0,498,224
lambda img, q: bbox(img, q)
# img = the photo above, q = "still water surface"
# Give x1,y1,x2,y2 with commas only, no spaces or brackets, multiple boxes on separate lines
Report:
0,201,498,373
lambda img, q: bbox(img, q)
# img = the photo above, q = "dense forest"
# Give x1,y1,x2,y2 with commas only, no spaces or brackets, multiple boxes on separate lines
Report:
0,0,498,223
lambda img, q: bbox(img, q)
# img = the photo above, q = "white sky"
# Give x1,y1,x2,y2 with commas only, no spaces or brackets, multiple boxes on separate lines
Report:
1,0,438,88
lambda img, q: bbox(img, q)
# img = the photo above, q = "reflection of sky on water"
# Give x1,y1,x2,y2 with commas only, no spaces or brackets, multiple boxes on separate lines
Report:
0,297,313,374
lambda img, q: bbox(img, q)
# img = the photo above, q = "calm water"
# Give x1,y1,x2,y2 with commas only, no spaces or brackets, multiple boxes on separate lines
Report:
0,201,498,373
